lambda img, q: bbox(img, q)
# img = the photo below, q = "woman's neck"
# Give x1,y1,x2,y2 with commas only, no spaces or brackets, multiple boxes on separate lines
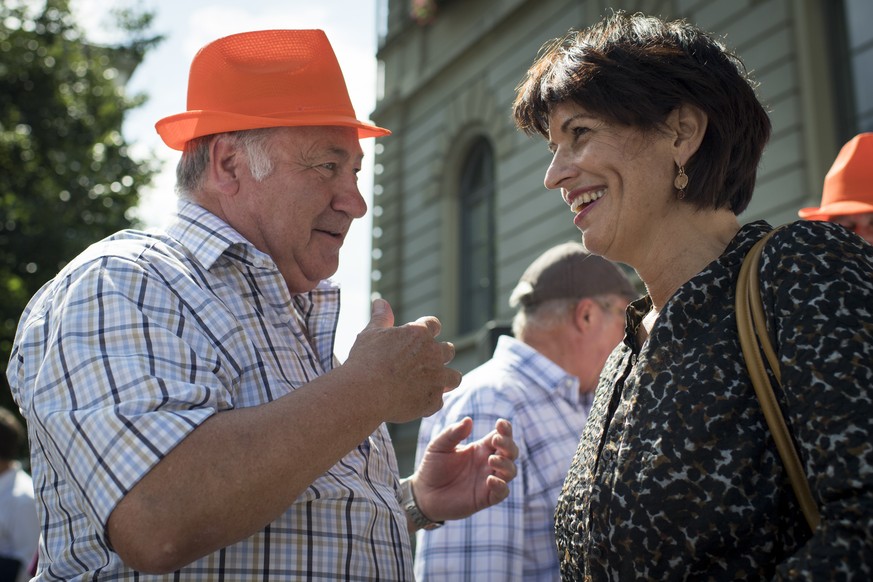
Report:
636,209,740,323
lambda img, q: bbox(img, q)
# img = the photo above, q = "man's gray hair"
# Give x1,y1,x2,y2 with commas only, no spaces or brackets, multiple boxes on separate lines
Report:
511,297,578,339
175,127,280,198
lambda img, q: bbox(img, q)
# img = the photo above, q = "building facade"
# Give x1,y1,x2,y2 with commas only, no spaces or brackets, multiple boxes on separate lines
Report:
370,0,872,473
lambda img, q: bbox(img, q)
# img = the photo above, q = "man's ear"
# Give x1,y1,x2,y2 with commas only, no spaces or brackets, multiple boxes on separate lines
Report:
667,103,708,165
207,135,242,195
574,297,596,332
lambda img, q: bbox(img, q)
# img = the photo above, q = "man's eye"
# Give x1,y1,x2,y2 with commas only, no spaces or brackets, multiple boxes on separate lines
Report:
322,162,337,171
572,126,590,138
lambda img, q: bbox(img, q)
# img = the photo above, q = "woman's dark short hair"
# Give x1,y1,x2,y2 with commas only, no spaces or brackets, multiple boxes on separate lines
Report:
512,11,772,215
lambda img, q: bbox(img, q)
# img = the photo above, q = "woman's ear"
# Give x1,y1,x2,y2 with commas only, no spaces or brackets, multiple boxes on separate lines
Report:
668,103,708,165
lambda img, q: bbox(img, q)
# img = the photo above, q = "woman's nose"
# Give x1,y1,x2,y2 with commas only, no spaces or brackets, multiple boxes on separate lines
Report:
544,150,575,190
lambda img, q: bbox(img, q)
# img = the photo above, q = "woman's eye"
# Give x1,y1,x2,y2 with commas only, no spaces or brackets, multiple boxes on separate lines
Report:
572,126,590,138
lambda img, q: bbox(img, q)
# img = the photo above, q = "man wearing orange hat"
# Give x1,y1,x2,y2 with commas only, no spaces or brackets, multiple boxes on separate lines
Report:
799,132,873,244
6,30,518,580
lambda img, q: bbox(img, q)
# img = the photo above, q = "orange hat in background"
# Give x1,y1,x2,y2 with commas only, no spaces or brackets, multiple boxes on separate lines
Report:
798,132,873,220
156,29,390,151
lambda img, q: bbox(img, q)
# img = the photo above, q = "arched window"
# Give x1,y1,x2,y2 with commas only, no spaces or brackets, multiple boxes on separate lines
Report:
457,137,495,335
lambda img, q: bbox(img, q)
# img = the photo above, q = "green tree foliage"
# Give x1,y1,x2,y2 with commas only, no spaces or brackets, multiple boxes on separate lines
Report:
0,0,162,415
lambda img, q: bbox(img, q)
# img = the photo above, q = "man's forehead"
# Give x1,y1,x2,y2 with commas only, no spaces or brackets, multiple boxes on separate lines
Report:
274,126,364,157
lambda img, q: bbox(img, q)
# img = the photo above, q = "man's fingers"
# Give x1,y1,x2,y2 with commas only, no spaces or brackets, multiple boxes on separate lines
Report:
442,341,456,365
489,452,518,481
490,420,518,460
412,315,442,337
485,474,510,507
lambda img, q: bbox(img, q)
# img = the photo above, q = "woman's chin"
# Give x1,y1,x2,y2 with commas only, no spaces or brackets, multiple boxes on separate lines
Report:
578,231,604,255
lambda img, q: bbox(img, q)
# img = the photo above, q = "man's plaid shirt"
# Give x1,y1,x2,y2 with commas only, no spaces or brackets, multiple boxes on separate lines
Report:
8,201,411,581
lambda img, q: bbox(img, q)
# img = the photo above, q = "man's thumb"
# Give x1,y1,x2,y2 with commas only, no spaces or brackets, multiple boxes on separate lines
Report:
366,298,394,330
428,417,473,454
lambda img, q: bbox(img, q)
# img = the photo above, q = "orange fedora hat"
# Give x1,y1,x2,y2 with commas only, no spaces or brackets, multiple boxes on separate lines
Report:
155,29,390,151
799,132,873,220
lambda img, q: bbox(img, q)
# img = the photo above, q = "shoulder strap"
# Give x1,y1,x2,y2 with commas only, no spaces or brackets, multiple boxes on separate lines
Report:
735,227,821,531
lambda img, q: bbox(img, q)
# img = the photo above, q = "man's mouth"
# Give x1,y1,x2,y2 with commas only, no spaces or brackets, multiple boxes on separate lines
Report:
315,228,344,240
569,189,606,213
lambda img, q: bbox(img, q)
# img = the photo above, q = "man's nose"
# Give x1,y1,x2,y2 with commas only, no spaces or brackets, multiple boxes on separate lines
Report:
337,181,367,219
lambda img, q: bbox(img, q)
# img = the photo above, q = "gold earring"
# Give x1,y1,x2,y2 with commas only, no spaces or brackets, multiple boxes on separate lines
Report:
674,165,688,199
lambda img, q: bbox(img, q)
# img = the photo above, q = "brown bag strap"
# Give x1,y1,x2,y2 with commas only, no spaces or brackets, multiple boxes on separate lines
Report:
735,227,821,531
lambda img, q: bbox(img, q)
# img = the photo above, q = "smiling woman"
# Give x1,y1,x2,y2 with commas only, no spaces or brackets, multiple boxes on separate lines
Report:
513,10,873,580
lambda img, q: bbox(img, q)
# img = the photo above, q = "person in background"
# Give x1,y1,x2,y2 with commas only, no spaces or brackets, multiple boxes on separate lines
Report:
512,10,873,579
798,132,873,244
414,242,637,581
0,408,39,582
6,29,518,580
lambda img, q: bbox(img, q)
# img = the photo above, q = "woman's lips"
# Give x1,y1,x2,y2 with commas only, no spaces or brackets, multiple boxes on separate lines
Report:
568,188,606,213
567,188,606,227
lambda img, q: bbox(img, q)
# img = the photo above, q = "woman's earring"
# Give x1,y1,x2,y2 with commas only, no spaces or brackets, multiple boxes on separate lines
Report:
674,165,689,200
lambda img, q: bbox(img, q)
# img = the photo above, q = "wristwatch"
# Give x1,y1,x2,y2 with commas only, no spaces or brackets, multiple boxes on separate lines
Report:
400,479,444,531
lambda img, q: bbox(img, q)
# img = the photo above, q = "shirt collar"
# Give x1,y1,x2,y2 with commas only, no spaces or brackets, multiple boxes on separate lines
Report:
164,199,339,297
493,335,583,405
165,200,275,271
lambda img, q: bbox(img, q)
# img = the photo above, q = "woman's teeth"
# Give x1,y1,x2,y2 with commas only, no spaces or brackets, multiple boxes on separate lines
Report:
570,189,606,213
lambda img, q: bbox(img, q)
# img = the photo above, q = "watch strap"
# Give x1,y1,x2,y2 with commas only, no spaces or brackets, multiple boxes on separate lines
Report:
400,479,444,531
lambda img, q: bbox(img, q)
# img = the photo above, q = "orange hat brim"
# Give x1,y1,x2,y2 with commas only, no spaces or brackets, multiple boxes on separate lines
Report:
156,110,391,151
803,133,873,220
798,199,873,221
